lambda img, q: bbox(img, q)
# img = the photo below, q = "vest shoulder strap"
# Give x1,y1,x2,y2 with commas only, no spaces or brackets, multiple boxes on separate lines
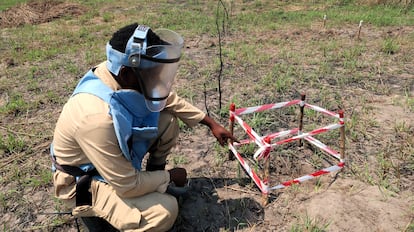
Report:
72,70,113,103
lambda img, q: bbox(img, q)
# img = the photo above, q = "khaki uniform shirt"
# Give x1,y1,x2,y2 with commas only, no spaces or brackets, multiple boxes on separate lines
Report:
52,62,205,205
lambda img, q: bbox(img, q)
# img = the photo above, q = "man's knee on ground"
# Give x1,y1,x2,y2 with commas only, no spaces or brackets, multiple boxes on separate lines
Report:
142,193,178,231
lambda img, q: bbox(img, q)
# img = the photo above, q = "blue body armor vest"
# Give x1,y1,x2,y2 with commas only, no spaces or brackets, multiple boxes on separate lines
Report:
49,69,160,205
53,70,160,172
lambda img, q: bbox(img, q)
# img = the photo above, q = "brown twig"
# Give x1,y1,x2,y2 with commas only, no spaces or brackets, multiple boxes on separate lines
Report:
0,125,37,137
224,186,262,196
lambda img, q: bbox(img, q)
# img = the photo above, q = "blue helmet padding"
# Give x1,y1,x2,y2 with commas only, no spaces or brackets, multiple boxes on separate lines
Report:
106,25,150,75
106,43,128,76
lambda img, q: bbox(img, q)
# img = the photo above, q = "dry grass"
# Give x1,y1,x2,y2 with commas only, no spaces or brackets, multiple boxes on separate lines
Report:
357,0,413,7
0,0,86,28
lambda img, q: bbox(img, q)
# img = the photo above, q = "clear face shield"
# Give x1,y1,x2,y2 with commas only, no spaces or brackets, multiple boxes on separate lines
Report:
130,27,183,112
106,25,183,112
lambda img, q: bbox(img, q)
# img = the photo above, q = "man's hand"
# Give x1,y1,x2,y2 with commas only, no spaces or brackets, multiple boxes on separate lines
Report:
210,123,238,146
200,115,238,146
168,168,187,187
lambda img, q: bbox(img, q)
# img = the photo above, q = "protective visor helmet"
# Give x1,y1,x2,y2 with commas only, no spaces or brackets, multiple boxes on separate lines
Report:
106,25,183,112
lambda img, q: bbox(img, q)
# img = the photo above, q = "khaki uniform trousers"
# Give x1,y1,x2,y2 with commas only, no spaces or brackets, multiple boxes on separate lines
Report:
73,111,180,231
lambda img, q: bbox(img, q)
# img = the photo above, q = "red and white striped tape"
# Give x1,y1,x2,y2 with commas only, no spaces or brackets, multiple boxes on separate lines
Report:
228,98,345,193
233,100,340,120
265,128,300,141
229,143,269,194
234,100,301,115
304,103,339,118
269,162,345,190
304,136,342,161
234,128,299,146
270,123,343,147
231,113,265,147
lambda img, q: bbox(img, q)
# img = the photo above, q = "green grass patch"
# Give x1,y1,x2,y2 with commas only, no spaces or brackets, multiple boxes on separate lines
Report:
290,213,331,232
0,0,27,11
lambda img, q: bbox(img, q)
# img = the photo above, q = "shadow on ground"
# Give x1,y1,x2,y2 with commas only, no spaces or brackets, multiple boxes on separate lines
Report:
174,177,267,232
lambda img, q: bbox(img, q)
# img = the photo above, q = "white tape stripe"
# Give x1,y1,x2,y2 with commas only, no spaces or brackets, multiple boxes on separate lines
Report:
236,100,300,115
304,136,341,160
229,143,269,193
269,164,344,190
304,103,338,118
233,114,264,146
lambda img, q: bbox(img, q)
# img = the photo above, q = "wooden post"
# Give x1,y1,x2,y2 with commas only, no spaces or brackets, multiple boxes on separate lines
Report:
339,110,345,161
228,103,236,160
298,93,306,147
261,137,271,206
357,20,363,40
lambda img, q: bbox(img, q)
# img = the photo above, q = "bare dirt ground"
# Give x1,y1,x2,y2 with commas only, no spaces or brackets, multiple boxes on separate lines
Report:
0,1,413,232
